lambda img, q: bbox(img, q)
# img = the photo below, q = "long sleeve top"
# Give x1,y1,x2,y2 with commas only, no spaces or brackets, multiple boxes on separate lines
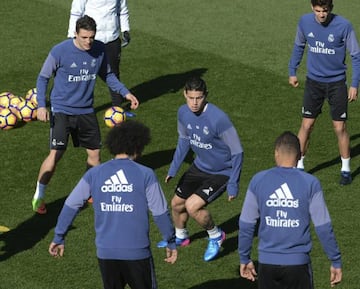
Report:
289,13,360,88
239,166,342,268
67,0,130,43
53,158,176,260
168,103,243,198
37,39,129,114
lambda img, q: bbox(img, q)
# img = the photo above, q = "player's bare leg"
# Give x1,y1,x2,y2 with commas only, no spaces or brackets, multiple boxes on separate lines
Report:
37,150,65,184
171,195,189,229
33,149,65,213
333,120,352,185
86,148,101,168
157,195,190,248
185,194,213,229
185,194,225,261
297,117,316,170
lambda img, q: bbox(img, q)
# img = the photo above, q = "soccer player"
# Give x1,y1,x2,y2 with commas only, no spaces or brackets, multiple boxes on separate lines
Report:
157,76,244,262
288,0,360,185
238,131,342,289
49,120,177,289
32,15,139,214
67,0,131,107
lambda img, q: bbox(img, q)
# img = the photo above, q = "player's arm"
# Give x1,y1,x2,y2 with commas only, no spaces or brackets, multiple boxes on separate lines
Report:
49,204,79,257
167,119,190,180
220,125,243,200
119,0,131,47
288,24,306,87
346,28,360,101
36,52,57,122
310,188,342,286
238,188,259,277
49,178,91,257
146,179,178,263
98,57,139,109
67,0,86,38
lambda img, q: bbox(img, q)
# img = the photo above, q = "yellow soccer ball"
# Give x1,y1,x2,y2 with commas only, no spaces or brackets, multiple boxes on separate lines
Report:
104,106,126,128
16,100,37,122
0,108,18,130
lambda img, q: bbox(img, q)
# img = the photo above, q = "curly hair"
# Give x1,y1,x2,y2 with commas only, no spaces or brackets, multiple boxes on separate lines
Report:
105,120,151,157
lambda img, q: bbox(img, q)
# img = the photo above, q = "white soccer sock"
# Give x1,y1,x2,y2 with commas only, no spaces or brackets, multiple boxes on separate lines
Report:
33,181,46,200
341,157,350,172
207,226,221,239
297,156,305,170
175,228,189,239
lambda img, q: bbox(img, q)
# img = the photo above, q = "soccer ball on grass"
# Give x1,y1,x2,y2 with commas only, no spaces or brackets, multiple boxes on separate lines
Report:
25,88,38,106
16,100,37,122
0,108,18,130
0,92,15,109
9,96,25,118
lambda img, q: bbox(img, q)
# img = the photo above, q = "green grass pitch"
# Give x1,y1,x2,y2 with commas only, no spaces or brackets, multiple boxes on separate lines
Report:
0,0,360,288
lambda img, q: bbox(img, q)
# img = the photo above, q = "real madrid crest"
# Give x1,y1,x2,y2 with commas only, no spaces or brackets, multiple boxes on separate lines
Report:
328,34,334,42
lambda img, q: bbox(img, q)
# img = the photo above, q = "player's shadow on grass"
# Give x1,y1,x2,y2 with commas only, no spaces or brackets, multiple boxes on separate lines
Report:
137,149,194,170
188,273,258,289
0,197,66,262
94,67,207,113
130,68,207,103
308,133,360,180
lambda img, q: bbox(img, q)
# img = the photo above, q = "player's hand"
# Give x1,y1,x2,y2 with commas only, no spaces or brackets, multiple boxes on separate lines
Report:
124,93,139,110
240,261,257,282
165,176,172,183
289,76,299,88
37,107,49,122
164,248,177,264
121,31,130,47
49,242,64,257
348,87,358,102
330,266,342,287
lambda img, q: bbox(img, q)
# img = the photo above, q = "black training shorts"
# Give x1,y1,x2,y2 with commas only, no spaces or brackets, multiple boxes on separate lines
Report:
303,77,348,121
258,263,314,289
49,112,101,150
98,257,157,289
175,164,229,204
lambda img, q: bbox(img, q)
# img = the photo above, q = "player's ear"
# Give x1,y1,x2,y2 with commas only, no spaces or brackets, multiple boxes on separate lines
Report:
183,90,187,98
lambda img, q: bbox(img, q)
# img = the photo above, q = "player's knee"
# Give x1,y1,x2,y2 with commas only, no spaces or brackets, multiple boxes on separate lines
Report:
332,123,347,136
171,197,185,213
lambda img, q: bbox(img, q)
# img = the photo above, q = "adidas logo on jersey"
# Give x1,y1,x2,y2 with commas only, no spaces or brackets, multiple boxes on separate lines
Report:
101,169,133,193
202,187,213,196
266,183,299,208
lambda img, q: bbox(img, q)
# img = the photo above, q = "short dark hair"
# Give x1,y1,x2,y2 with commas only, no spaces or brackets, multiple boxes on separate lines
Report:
311,0,333,10
75,15,97,33
105,120,151,157
275,131,301,160
184,76,208,95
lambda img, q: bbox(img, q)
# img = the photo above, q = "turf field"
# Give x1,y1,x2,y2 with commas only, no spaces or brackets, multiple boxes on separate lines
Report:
1,0,360,288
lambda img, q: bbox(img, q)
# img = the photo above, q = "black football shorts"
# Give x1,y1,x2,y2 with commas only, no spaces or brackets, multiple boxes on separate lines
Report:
49,112,101,150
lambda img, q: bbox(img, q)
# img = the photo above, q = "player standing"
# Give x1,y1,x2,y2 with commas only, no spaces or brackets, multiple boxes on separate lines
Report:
288,0,360,185
32,15,139,214
67,0,131,107
239,131,342,289
49,120,177,289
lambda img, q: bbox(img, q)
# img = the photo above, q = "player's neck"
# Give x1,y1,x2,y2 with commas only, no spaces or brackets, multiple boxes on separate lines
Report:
115,154,133,160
